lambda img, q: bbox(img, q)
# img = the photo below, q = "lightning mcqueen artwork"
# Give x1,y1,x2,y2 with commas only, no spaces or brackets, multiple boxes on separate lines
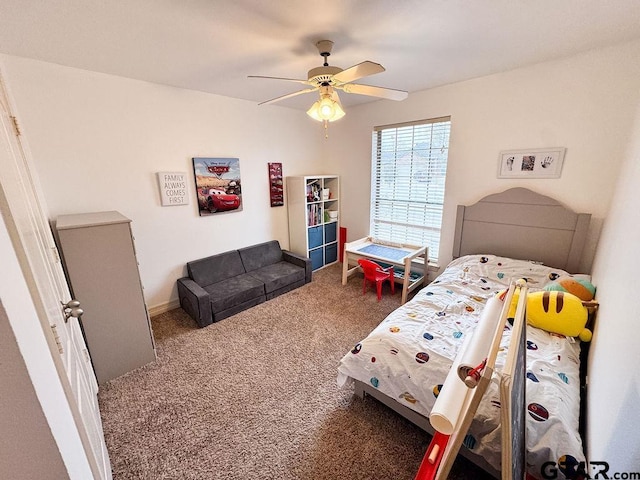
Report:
198,188,240,213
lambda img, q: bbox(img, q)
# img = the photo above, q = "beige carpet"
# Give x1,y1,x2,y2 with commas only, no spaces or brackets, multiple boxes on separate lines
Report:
98,264,495,480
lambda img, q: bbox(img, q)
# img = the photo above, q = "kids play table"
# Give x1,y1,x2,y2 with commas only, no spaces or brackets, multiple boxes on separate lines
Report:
341,236,428,304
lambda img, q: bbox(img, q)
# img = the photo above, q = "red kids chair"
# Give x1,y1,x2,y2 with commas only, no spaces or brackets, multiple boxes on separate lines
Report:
358,259,395,301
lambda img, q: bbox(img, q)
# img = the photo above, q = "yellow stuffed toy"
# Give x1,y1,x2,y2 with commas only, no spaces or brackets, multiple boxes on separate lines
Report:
526,290,592,342
504,288,592,342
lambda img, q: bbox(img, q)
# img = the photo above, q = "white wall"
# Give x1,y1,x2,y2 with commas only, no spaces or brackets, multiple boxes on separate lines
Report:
1,55,325,310
587,96,640,471
327,40,640,273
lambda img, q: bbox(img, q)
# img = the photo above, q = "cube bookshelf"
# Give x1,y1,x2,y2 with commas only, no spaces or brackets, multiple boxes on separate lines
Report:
286,175,340,271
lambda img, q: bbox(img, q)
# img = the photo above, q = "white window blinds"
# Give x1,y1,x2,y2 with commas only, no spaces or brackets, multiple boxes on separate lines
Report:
370,117,451,263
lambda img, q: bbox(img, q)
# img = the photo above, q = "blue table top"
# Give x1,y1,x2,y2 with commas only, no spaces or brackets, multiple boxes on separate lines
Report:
357,243,412,261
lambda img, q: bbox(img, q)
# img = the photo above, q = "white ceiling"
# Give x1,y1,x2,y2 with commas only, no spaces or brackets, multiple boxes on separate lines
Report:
1,0,640,110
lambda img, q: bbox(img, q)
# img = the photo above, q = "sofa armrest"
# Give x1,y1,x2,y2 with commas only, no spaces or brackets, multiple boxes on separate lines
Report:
282,250,312,284
177,277,213,327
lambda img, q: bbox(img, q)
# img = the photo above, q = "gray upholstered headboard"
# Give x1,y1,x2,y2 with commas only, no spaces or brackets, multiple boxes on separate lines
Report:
452,188,591,272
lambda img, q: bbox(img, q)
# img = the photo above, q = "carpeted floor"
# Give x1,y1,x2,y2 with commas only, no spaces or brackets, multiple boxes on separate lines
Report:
98,264,496,480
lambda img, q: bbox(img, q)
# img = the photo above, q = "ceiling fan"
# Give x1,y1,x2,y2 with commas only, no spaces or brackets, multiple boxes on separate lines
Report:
249,40,408,130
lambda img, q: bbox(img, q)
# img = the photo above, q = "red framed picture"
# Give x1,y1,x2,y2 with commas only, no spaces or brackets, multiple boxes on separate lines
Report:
268,162,284,207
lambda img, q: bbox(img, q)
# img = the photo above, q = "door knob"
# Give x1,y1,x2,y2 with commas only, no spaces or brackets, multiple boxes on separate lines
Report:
61,300,83,323
62,300,81,309
64,307,84,322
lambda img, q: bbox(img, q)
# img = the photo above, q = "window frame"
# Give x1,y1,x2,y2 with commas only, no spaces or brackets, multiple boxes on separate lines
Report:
370,116,451,264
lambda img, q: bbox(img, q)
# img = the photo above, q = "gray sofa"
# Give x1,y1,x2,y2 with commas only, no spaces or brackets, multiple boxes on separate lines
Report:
177,240,312,327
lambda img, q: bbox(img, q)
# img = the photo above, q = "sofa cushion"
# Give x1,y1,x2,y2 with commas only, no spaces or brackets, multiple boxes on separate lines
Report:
238,240,283,272
247,261,306,295
188,250,245,287
204,273,265,313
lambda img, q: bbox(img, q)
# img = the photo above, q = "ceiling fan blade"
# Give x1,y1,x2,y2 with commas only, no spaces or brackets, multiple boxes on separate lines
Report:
249,75,310,85
341,83,408,101
258,87,318,106
332,61,385,84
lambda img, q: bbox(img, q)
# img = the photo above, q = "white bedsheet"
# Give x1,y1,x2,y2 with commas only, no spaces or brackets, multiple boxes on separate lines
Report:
337,254,586,479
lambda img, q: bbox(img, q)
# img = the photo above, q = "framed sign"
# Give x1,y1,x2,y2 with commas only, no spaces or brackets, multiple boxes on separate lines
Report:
157,172,189,206
497,148,566,179
192,157,242,216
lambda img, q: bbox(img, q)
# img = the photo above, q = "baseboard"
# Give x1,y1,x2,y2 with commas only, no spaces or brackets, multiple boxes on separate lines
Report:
148,299,181,318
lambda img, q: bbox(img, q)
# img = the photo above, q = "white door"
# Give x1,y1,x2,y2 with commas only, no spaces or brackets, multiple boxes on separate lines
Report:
0,69,112,479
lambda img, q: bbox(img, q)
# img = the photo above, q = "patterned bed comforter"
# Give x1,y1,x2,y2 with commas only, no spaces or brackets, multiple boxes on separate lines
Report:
337,254,586,479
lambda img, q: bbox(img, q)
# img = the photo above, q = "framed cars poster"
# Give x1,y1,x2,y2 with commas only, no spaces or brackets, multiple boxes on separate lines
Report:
192,157,242,216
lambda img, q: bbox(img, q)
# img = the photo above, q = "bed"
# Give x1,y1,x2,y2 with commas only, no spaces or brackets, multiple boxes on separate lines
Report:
337,188,592,479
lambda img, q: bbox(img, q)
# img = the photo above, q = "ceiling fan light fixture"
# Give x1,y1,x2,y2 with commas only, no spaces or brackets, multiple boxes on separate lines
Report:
306,94,345,123
319,97,335,118
330,102,345,121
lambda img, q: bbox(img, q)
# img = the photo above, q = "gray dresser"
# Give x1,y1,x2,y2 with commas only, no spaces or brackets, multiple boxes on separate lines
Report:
56,211,156,384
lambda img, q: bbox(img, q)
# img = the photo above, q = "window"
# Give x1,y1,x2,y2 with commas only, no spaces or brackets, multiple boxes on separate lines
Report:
370,117,451,264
